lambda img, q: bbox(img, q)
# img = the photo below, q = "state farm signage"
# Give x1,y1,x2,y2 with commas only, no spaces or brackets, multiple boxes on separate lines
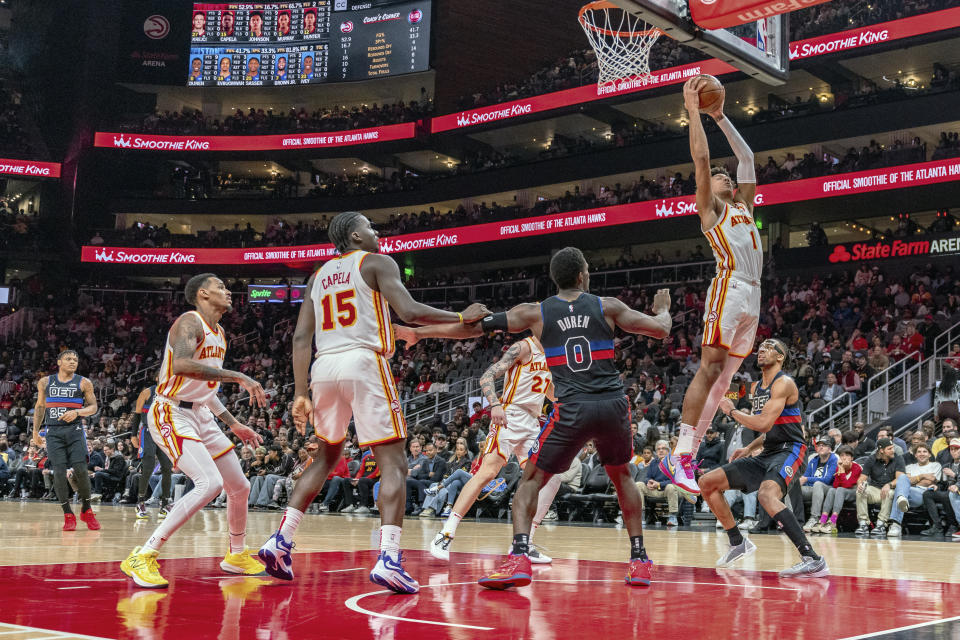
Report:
82,157,960,266
826,233,960,264
434,8,960,133
0,158,61,178
93,122,416,152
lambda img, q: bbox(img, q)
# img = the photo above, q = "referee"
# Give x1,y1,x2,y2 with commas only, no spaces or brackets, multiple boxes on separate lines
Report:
32,350,101,531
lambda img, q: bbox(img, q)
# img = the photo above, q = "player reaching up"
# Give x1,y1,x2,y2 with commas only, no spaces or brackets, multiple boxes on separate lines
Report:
396,325,560,563
661,75,763,496
257,211,488,594
120,274,269,588
700,339,829,578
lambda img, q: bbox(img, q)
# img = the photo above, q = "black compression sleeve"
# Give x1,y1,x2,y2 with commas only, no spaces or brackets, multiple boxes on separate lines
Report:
480,312,508,331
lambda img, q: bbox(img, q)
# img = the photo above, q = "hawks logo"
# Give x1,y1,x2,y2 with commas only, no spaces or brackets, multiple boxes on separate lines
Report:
340,21,354,33
159,424,172,438
390,399,402,414
707,310,719,323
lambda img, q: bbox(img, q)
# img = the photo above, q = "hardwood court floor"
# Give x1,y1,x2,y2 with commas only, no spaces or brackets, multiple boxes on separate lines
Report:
1,501,960,640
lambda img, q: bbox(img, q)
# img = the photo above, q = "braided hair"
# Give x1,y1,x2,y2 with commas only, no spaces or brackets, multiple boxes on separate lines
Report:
329,211,366,253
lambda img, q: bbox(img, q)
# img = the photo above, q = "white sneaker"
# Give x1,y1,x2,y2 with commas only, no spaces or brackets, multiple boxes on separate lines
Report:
340,505,356,513
896,496,909,513
354,506,371,515
543,509,558,521
803,517,818,532
716,538,757,568
738,518,757,531
887,522,902,537
429,532,453,561
527,546,552,564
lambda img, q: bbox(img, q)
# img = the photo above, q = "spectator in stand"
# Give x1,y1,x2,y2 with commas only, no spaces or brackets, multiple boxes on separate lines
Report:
935,368,960,424
9,443,42,499
340,449,379,514
932,419,959,459
921,438,960,538
248,444,284,508
695,426,725,474
90,441,125,501
839,361,862,402
818,373,845,403
637,441,682,527
887,444,941,537
855,439,906,537
469,401,489,426
801,436,839,531
811,445,862,533
318,448,352,512
876,426,905,457
408,442,446,513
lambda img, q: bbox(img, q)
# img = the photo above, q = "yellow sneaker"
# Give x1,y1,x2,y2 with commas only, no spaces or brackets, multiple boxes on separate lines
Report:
117,590,168,630
121,546,168,588
220,547,267,575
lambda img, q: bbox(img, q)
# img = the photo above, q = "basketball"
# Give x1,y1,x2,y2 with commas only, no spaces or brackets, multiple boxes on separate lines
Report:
697,74,724,113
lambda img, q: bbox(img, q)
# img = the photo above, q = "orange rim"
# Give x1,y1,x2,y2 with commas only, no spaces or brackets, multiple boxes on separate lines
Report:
578,1,664,38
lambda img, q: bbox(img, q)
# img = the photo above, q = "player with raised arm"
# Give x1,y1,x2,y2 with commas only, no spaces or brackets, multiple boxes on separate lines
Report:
257,211,488,594
398,323,560,563
120,274,269,588
422,247,671,589
700,339,829,578
131,385,174,521
33,350,100,531
661,75,763,497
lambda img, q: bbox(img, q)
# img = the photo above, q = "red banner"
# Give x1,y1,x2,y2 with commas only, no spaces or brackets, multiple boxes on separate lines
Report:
92,122,417,151
0,158,61,179
690,0,834,30
432,8,960,133
81,157,960,266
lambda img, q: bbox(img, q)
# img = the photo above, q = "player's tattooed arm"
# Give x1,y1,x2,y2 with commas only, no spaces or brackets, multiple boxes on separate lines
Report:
77,378,98,417
170,313,267,406
479,340,529,407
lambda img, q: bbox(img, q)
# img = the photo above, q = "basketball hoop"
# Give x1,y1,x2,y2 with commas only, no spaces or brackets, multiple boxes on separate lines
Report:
578,1,662,86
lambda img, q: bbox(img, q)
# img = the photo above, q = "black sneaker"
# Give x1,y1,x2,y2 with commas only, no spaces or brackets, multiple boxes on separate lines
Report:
854,521,871,536
870,522,887,537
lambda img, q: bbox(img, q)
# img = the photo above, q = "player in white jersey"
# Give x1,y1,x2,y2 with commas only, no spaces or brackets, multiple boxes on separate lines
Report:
661,76,763,497
394,330,562,562
258,211,487,593
121,274,268,588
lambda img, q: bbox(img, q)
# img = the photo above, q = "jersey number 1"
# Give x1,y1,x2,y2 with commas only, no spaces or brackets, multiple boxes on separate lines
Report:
320,289,357,331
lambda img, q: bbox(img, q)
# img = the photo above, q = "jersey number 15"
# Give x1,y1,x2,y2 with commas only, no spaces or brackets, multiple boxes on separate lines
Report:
319,289,357,331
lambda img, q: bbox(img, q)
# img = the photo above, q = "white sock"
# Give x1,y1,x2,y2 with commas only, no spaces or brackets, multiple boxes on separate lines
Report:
215,449,252,553
441,511,463,537
380,524,402,554
675,424,695,454
229,531,246,555
278,507,304,541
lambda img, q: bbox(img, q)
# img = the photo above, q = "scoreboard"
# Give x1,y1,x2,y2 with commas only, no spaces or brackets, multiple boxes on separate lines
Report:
187,0,430,85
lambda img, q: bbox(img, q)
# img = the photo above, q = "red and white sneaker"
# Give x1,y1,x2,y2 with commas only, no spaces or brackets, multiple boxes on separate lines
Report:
80,509,101,531
478,554,532,590
63,513,77,531
659,451,701,495
952,530,960,541
625,558,653,587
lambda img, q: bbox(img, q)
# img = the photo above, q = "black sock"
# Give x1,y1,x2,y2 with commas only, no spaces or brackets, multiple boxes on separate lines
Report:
773,507,819,560
629,535,648,560
726,526,744,547
61,502,73,515
511,533,529,556
81,499,91,513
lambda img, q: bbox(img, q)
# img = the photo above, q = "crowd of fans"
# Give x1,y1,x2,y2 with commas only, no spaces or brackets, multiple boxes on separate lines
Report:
1,254,958,531
120,100,432,137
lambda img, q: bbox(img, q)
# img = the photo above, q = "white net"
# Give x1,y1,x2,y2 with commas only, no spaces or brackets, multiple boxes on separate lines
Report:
578,1,661,87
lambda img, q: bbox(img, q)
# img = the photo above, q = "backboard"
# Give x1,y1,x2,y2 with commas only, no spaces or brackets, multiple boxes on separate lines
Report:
611,0,790,85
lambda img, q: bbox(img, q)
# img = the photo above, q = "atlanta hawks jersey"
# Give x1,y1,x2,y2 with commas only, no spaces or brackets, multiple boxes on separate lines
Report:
156,310,226,404
311,250,394,358
500,337,551,415
702,201,763,283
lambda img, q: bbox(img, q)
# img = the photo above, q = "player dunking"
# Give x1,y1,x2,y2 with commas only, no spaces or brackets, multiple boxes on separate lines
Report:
257,211,487,593
661,76,763,496
436,247,672,589
32,350,101,531
701,339,829,578
397,326,561,563
121,274,269,588
131,385,174,520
